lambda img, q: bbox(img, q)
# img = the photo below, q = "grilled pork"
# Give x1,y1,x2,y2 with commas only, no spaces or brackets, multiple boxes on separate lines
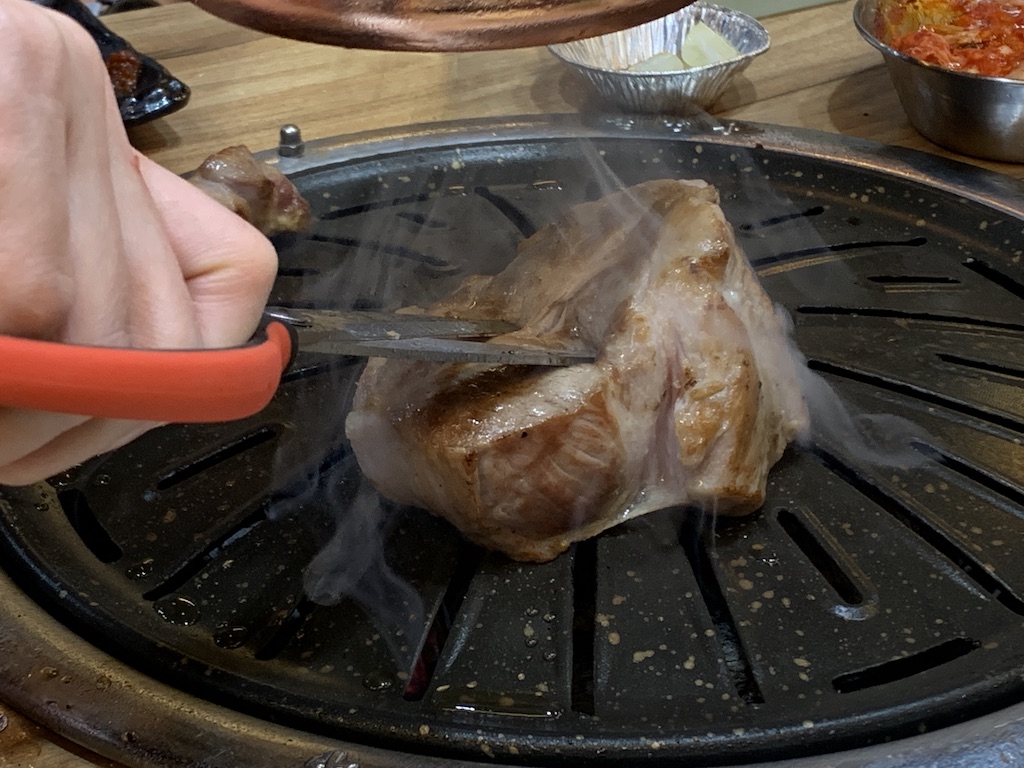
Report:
186,146,311,236
346,179,809,562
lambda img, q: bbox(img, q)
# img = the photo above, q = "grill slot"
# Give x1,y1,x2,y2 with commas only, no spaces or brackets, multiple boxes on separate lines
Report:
833,638,980,694
962,257,1024,300
867,274,961,285
812,447,1024,616
737,204,825,230
155,426,280,491
913,442,1024,513
776,508,865,608
570,538,598,715
404,541,482,702
307,234,455,270
473,185,538,238
808,359,1024,434
748,237,928,271
57,488,123,564
797,306,1024,332
681,515,766,707
140,509,268,601
318,194,434,221
937,353,1024,382
254,598,318,661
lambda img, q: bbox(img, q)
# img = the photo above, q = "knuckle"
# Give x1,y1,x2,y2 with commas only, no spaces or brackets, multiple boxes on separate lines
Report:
0,271,74,340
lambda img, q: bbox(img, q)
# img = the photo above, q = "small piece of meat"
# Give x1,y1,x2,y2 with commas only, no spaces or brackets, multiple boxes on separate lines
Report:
106,49,142,99
186,146,312,236
345,179,810,562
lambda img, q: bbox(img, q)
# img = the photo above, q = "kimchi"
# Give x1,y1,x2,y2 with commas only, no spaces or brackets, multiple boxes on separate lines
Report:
877,0,1024,77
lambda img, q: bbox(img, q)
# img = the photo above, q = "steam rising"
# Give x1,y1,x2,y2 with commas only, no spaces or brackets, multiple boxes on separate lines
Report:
274,121,932,669
798,362,928,470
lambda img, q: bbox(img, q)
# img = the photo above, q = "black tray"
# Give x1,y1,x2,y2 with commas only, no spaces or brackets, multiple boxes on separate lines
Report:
32,0,190,125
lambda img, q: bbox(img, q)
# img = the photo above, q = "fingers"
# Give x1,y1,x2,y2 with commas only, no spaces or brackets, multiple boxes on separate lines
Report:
0,0,279,487
0,417,153,487
0,410,89,480
137,154,279,348
0,1,84,339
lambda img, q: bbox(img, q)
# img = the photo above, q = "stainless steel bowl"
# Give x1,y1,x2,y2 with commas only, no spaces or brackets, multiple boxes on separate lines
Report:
548,2,769,114
854,0,1024,162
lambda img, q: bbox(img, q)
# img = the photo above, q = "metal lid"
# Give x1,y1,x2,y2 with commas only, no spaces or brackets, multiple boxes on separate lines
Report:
191,0,696,51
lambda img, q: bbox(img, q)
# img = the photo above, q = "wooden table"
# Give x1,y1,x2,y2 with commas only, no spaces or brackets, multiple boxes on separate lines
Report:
1,1,1021,764
104,0,1024,179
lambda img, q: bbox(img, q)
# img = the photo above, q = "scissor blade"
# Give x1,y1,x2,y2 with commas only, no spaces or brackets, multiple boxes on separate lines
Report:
266,307,517,342
304,337,596,366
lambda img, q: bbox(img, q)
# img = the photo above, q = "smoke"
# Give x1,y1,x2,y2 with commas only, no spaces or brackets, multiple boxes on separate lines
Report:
798,361,928,470
266,435,426,671
302,477,424,666
270,117,930,670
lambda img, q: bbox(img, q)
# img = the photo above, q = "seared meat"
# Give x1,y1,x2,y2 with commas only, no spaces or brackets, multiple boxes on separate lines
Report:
186,145,311,236
346,179,809,562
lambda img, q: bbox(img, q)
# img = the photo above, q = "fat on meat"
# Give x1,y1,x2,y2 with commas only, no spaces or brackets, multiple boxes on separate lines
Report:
345,179,809,562
186,145,311,236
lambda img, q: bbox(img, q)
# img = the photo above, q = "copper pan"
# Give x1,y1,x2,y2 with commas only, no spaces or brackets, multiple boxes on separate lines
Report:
191,0,697,51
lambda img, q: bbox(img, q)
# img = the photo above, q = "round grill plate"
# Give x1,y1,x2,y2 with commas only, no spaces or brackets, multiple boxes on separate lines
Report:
5,116,1024,767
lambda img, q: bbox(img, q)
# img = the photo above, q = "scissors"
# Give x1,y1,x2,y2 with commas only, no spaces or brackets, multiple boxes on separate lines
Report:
0,307,596,424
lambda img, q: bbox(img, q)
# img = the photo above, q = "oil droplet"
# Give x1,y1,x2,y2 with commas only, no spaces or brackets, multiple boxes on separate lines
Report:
362,672,393,692
439,691,563,719
525,637,538,648
153,595,199,626
213,626,249,649
34,502,49,512
93,474,112,486
125,559,155,580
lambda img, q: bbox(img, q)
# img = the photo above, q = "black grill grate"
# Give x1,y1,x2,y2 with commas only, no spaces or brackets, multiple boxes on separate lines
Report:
5,118,1024,766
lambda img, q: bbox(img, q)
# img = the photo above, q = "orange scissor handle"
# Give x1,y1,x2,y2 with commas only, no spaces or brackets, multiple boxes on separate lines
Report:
0,321,295,423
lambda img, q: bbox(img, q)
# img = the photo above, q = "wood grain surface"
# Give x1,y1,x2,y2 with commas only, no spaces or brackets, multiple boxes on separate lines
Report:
105,0,1024,178
2,0,1022,765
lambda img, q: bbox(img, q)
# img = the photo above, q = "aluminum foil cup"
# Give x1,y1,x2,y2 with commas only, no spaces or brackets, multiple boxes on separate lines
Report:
855,0,1024,163
548,2,769,114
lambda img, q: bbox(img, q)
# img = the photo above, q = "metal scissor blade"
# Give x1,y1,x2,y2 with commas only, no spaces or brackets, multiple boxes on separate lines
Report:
304,336,597,366
265,306,518,343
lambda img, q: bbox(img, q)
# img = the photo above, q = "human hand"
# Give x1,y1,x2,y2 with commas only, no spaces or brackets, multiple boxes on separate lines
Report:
0,0,278,485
